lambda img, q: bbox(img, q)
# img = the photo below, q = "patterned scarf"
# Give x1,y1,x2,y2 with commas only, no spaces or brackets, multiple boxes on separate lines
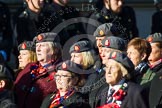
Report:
49,89,74,108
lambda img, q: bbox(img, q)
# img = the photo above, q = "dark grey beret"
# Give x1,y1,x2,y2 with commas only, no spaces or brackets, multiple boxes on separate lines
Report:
33,32,60,43
18,41,35,51
146,33,162,43
108,51,134,72
56,60,94,75
101,36,126,51
69,40,92,54
93,23,113,37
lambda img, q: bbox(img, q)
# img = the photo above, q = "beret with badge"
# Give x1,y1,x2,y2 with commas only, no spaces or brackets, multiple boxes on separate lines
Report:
33,32,60,44
69,40,92,54
146,33,162,43
93,23,113,37
18,41,35,51
56,60,94,75
101,36,127,51
108,51,134,73
93,23,124,37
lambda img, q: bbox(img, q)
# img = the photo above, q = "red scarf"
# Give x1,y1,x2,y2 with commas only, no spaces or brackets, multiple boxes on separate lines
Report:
49,90,74,108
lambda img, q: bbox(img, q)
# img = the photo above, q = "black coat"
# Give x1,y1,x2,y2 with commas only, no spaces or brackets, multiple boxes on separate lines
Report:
149,63,162,108
89,81,147,108
87,6,138,41
37,2,86,46
151,11,162,34
0,90,17,108
40,92,90,108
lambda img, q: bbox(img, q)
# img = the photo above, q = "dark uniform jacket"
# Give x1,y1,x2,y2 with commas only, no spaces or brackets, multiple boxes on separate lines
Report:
14,7,50,45
0,90,17,108
14,61,59,108
37,2,85,46
40,91,90,108
149,62,162,108
87,6,138,41
89,81,147,108
151,11,162,34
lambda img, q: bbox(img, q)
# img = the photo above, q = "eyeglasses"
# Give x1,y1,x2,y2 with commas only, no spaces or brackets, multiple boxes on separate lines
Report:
54,74,73,79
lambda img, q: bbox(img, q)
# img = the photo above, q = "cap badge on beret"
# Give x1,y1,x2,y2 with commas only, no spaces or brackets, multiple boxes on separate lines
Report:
37,35,43,41
21,43,27,49
105,39,110,47
147,36,153,43
99,30,104,36
62,62,67,70
74,45,80,52
112,52,117,59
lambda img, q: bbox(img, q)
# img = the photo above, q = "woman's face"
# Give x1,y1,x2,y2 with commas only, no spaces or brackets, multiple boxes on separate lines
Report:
105,59,123,86
18,50,32,69
70,53,83,65
55,70,76,92
148,43,162,65
127,45,143,67
36,42,54,63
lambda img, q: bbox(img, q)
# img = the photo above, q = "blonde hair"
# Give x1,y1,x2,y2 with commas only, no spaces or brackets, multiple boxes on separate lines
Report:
81,50,95,69
115,61,131,80
47,42,62,61
29,50,37,62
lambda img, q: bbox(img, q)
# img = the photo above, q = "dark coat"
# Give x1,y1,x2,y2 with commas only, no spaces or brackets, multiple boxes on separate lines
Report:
0,90,17,108
14,7,50,45
40,92,91,108
151,11,162,34
149,63,162,108
89,81,147,108
14,62,58,108
87,6,138,41
37,2,86,46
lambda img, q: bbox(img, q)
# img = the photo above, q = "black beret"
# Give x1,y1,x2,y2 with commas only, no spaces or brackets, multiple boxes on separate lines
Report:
18,41,35,51
69,40,92,54
146,33,162,43
101,36,126,51
56,60,94,75
93,23,113,37
33,32,60,43
108,51,134,72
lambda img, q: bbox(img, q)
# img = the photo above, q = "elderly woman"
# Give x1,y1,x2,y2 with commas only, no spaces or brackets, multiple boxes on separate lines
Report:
14,32,62,108
127,37,151,84
89,51,147,108
41,60,90,108
146,33,162,108
15,41,37,76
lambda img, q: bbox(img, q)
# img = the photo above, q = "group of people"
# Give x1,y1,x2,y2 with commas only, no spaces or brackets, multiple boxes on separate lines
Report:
0,0,162,108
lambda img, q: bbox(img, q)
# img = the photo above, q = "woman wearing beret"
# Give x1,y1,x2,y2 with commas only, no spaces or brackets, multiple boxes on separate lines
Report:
89,51,147,108
69,40,98,87
14,33,62,108
146,33,162,108
41,60,90,108
15,41,37,77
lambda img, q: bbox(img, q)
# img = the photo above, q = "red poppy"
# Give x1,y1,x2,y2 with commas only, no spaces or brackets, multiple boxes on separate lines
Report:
113,89,126,100
97,103,120,108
